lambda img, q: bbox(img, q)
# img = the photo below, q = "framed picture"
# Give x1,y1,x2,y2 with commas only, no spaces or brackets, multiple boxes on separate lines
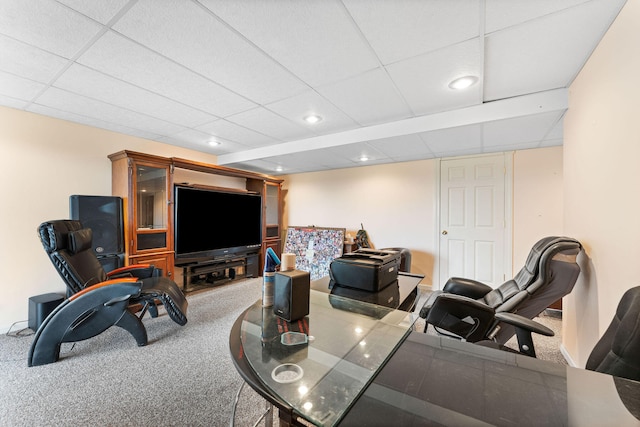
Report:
283,226,345,280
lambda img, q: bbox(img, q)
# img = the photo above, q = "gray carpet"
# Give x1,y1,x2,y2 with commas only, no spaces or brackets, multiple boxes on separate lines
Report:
0,280,565,426
0,278,271,427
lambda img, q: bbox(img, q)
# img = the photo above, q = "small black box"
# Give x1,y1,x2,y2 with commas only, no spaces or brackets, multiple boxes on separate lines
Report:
28,293,65,331
274,270,310,322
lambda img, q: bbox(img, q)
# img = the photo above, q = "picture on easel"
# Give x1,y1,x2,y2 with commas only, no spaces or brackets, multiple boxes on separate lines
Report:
283,226,345,280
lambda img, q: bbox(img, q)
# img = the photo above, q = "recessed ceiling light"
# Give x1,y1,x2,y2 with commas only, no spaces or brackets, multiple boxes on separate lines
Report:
359,155,369,162
275,166,284,172
448,75,479,90
304,114,322,124
208,140,221,146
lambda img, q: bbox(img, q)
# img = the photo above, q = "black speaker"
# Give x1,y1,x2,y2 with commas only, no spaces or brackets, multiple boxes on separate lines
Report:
28,293,65,331
274,270,310,322
70,195,123,256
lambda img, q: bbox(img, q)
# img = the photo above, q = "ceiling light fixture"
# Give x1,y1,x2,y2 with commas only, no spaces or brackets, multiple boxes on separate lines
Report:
208,140,221,146
303,114,322,124
359,155,369,162
275,166,284,172
448,75,479,90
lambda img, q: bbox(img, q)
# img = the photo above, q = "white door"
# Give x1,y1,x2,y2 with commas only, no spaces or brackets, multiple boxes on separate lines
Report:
438,154,511,289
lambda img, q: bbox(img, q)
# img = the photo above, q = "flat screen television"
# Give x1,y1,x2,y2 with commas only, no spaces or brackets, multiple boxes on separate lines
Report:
174,185,262,265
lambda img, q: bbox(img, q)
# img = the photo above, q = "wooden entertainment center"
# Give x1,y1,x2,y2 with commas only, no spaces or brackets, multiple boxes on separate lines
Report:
109,150,283,291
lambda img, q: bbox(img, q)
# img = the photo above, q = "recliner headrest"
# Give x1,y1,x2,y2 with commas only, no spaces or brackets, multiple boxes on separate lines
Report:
68,228,93,254
38,220,85,253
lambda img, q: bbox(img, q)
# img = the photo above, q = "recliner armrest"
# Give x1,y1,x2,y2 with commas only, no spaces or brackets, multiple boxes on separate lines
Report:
493,312,553,358
443,277,493,299
494,312,554,337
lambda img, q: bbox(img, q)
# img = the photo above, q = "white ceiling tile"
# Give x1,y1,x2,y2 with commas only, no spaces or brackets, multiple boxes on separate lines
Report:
27,103,163,140
0,94,28,109
327,142,391,164
266,90,359,135
539,139,563,148
200,0,379,86
196,119,277,148
483,111,564,146
0,0,103,58
0,34,69,83
57,0,130,24
421,124,483,154
366,134,432,159
317,68,413,126
344,0,481,64
484,0,626,101
226,107,312,142
486,0,594,33
0,70,46,100
77,31,256,117
112,0,308,104
34,87,187,136
159,130,251,155
54,64,216,127
386,39,483,116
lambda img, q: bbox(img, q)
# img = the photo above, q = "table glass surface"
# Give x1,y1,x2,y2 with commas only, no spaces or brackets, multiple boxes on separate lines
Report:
240,289,414,426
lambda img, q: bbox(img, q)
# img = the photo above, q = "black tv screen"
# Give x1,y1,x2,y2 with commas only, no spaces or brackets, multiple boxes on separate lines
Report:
174,185,262,264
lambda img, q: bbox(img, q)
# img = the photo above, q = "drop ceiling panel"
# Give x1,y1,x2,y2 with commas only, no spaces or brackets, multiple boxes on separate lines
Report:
0,35,69,83
485,0,591,33
387,38,482,116
482,111,563,146
344,0,481,65
484,0,625,101
366,134,433,160
35,87,188,136
266,90,359,135
77,31,256,117
422,124,483,155
0,0,103,58
112,0,308,104
159,129,251,155
57,0,131,24
54,64,216,127
317,68,414,126
325,142,391,164
0,70,46,100
28,102,163,141
200,0,380,87
196,119,277,148
226,107,312,142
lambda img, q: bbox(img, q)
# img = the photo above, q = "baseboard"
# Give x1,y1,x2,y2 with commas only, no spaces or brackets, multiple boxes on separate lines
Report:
560,343,578,367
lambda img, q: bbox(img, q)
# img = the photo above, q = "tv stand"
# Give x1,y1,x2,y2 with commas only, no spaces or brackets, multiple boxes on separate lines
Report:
179,252,259,292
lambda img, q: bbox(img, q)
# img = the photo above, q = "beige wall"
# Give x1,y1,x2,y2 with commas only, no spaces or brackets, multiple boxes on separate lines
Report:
0,106,218,332
512,147,564,266
283,146,564,288
563,0,640,366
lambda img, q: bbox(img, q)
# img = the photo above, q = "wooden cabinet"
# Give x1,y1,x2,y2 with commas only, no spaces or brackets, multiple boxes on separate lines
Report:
109,151,175,278
109,150,283,283
247,179,283,271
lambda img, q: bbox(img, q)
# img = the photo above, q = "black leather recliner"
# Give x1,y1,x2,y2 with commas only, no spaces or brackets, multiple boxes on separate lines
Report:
586,285,640,382
419,236,582,356
29,220,188,366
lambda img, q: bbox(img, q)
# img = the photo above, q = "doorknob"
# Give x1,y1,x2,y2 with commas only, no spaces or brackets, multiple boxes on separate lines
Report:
442,230,448,235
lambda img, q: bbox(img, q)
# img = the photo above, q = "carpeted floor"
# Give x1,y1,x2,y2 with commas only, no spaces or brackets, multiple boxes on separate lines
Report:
0,279,565,426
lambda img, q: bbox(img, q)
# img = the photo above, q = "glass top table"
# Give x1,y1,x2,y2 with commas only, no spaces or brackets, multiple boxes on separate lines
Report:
238,289,415,426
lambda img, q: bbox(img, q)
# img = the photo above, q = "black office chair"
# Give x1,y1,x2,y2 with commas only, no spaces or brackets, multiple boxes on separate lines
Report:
585,286,640,382
419,236,582,355
29,220,188,366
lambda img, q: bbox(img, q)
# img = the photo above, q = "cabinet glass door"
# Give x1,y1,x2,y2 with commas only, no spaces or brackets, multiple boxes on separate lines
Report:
135,164,168,250
265,183,280,238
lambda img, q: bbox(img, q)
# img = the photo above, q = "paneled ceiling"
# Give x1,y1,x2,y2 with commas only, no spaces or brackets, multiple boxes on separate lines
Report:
0,0,627,175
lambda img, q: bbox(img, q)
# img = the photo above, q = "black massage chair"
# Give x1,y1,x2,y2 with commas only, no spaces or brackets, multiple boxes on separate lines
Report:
29,220,188,366
419,236,582,357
